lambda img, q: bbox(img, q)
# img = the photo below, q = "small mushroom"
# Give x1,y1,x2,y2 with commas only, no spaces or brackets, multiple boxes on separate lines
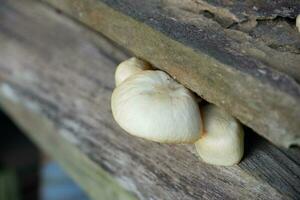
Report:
195,104,244,166
115,57,151,86
111,70,202,143
297,15,300,32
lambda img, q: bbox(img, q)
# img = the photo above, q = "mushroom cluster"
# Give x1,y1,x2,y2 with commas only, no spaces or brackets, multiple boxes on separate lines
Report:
111,57,244,166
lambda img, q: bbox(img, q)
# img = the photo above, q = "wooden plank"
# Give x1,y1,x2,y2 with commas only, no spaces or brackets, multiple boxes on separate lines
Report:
0,96,136,200
0,0,300,199
0,1,134,200
41,0,300,148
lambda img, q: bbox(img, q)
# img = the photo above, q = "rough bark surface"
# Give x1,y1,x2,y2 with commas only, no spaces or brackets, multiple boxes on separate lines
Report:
0,1,300,199
41,0,300,147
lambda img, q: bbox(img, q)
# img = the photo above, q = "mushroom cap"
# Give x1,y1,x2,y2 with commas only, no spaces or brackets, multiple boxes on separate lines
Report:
111,70,202,143
115,57,151,86
195,104,244,166
297,15,300,32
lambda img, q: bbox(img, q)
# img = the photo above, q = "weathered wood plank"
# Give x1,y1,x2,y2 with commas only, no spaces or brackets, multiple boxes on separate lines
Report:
0,0,299,199
41,0,300,148
0,96,136,200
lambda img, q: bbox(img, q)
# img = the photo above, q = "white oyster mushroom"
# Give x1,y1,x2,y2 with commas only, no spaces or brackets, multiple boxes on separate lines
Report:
195,104,244,166
111,70,202,143
115,57,151,86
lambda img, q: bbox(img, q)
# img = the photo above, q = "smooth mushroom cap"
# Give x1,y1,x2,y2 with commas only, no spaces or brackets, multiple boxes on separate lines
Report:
195,104,244,166
115,57,151,86
297,15,300,32
111,70,202,143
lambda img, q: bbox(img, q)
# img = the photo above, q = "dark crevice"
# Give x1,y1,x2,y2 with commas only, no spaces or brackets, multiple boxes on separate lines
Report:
226,22,239,29
202,10,214,19
256,16,296,25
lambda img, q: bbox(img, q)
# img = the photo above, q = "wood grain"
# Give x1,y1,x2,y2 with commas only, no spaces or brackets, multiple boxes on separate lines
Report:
41,0,300,148
0,0,299,199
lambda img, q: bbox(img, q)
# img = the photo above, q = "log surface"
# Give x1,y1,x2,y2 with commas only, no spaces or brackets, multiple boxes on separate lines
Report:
42,0,300,148
0,1,300,200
